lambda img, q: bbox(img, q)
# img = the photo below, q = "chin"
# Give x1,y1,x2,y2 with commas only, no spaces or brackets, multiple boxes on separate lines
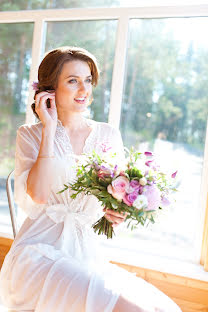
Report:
74,106,87,112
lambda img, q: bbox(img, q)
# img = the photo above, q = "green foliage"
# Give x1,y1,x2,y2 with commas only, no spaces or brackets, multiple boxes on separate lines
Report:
121,19,207,153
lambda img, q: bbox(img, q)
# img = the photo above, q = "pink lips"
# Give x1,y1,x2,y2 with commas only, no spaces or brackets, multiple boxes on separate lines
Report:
74,97,87,104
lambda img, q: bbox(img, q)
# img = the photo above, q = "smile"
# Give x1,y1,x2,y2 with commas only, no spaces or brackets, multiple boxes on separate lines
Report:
74,97,87,104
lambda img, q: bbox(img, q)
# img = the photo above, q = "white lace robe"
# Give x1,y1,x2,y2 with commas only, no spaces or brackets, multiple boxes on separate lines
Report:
0,119,181,312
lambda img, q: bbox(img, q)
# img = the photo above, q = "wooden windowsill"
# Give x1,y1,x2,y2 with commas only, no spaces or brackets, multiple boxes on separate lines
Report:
102,244,208,282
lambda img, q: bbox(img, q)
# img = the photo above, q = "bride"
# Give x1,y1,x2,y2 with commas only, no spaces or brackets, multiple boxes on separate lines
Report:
0,46,181,312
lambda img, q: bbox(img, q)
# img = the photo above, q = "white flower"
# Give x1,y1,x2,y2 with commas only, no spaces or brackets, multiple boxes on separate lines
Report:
133,195,148,209
139,177,147,186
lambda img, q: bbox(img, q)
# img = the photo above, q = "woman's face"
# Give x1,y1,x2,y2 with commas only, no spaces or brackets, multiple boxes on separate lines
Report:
55,60,93,113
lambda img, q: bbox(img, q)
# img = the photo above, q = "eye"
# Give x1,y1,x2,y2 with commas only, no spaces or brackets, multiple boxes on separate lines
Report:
68,79,77,83
86,78,92,84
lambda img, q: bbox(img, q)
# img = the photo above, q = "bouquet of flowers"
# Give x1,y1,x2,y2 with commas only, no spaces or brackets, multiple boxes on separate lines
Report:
59,147,178,239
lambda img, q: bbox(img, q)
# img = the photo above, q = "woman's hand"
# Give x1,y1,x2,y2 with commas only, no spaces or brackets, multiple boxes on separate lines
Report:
103,208,128,227
35,91,57,132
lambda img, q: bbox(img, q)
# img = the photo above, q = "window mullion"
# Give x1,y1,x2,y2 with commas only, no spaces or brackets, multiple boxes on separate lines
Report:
108,15,129,129
26,18,47,124
200,120,208,271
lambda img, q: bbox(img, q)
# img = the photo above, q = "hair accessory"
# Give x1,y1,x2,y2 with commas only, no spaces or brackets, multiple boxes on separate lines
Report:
32,81,39,91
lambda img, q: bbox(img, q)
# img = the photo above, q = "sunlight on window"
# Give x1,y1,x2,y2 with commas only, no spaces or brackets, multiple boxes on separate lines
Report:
45,20,117,122
0,23,33,235
115,17,208,263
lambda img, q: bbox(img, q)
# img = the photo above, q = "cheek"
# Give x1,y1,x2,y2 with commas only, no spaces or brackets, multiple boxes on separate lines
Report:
58,84,76,94
87,85,93,94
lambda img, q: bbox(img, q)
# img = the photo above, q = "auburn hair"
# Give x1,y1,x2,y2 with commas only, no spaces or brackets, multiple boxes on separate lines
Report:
31,46,100,119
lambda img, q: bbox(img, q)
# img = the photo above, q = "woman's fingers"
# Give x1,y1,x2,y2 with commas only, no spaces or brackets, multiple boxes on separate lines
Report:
35,91,55,103
34,91,57,127
103,208,128,219
103,208,129,227
104,213,125,225
104,209,129,227
49,97,56,109
36,94,55,110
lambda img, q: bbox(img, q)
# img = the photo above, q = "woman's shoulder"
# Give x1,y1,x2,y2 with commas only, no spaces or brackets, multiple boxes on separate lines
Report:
92,119,118,134
17,121,43,138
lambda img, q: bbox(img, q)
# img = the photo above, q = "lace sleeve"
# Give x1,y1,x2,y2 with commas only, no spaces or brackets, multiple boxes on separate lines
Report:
14,125,45,219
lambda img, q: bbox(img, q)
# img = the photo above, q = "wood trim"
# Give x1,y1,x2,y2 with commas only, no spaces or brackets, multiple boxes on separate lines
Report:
0,237,13,268
110,261,208,312
1,5,208,23
200,193,208,271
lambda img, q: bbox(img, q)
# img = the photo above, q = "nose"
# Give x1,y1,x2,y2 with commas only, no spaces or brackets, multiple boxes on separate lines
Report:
78,81,87,92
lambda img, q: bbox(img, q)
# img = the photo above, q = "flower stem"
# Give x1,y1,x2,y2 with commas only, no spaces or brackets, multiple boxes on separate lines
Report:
92,216,115,239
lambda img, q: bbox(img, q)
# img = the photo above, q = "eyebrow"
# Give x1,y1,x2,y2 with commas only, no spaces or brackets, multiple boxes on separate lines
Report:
66,75,92,79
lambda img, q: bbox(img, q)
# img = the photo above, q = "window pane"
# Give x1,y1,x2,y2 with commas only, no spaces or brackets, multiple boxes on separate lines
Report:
45,20,117,122
0,0,119,11
118,17,208,262
0,23,33,235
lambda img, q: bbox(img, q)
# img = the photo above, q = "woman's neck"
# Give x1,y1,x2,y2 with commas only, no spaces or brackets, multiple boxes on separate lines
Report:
57,111,88,132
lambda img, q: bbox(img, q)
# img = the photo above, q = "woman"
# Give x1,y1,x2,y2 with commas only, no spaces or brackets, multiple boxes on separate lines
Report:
0,46,181,312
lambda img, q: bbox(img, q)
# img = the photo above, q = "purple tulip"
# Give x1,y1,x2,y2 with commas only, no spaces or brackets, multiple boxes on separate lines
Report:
144,151,153,157
139,185,144,194
111,165,118,178
145,160,154,167
171,171,177,179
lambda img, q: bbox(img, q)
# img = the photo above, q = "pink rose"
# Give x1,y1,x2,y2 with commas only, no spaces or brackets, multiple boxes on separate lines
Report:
112,176,129,193
119,170,126,177
107,176,129,201
107,184,123,201
123,191,138,206
143,184,161,211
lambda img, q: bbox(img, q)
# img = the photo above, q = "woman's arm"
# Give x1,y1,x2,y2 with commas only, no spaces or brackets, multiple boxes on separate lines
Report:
26,91,57,204
26,127,55,204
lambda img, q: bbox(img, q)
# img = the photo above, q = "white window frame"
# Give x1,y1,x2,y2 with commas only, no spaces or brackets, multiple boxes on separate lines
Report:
1,3,208,274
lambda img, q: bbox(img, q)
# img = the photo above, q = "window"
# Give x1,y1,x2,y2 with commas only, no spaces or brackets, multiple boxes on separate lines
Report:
45,20,117,122
0,3,207,271
112,17,208,263
0,22,33,235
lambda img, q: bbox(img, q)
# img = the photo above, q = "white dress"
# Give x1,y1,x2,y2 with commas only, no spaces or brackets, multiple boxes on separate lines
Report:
0,119,181,312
